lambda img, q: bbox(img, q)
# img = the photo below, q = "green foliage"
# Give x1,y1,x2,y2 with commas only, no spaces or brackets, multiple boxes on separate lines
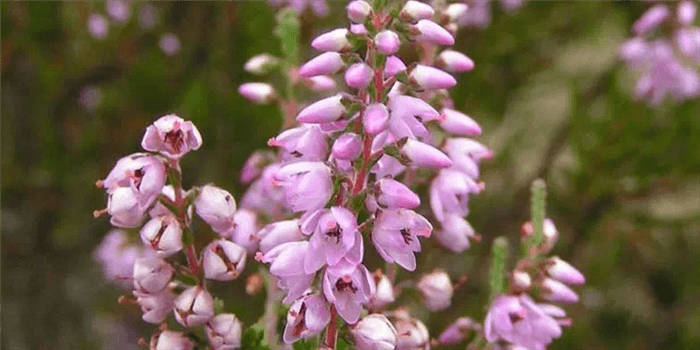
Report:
242,325,272,350
489,236,509,301
274,8,301,66
292,338,318,350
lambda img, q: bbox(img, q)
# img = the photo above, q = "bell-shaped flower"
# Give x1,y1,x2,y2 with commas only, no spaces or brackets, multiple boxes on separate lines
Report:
283,293,331,343
443,138,492,179
255,219,303,254
299,52,345,77
439,108,481,136
238,82,276,104
303,207,363,273
195,185,237,234
387,95,440,140
203,239,247,281
268,124,328,162
275,162,333,215
437,50,475,73
100,153,166,205
484,294,562,349
174,286,215,327
133,256,173,294
244,53,280,75
108,186,148,228
414,19,455,46
151,330,194,350
400,0,435,22
430,169,482,221
135,289,176,324
401,139,453,169
372,209,432,271
539,278,579,304
345,63,374,89
363,103,390,135
225,208,259,254
544,257,585,286
417,270,454,312
259,241,315,303
375,178,420,209
206,313,242,350
434,214,477,252
141,114,202,159
371,132,406,179
347,0,372,23
395,315,430,350
332,133,362,160
385,56,407,78
409,64,456,90
375,30,401,55
323,259,374,323
351,314,398,350
437,317,476,346
296,94,347,123
140,215,183,258
311,28,352,52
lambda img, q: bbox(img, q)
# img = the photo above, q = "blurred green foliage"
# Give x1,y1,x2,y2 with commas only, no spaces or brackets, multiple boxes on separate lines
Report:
2,1,700,350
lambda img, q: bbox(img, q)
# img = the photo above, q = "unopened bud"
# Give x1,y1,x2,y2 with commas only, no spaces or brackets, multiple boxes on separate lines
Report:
511,270,532,292
414,19,454,46
347,0,372,23
311,28,352,52
436,50,475,73
363,103,390,135
437,317,476,346
174,286,215,327
545,257,585,286
244,53,279,75
539,277,579,304
401,139,453,169
296,94,347,123
384,56,407,78
401,1,435,22
345,62,374,89
195,185,237,234
140,215,183,258
332,133,362,160
409,64,456,90
202,239,247,281
299,52,345,77
375,178,420,209
206,314,242,350
133,257,174,294
374,30,401,55
444,3,468,22
351,314,398,350
238,82,276,104
417,270,453,312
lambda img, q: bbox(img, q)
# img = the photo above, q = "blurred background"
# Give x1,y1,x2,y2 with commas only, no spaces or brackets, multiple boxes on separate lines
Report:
2,1,700,349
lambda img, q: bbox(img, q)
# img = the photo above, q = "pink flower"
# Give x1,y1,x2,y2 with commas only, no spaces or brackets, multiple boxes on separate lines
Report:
544,257,585,286
387,95,440,140
283,293,331,343
434,214,477,252
368,273,395,309
401,139,453,169
323,259,374,323
302,207,363,273
443,138,492,179
108,187,148,228
296,94,347,123
633,5,670,36
417,270,453,312
87,14,109,40
269,124,328,162
174,286,215,327
394,315,430,350
135,289,176,324
100,153,167,207
240,151,275,184
345,63,374,89
202,239,247,281
159,33,181,56
151,330,194,350
430,169,482,222
106,0,131,23
133,257,173,294
374,178,420,209
384,56,407,78
149,185,188,218
351,314,398,350
226,208,260,254
375,30,401,55
275,162,333,214
312,28,351,52
244,53,280,75
484,294,562,349
299,52,345,77
440,108,482,136
260,241,315,303
306,75,338,92
93,229,143,288
140,215,183,257
437,317,476,346
363,103,390,135
238,82,276,104
206,314,242,350
539,278,579,304
141,114,202,159
414,20,455,46
678,1,697,25
372,209,432,271
347,0,372,23
401,1,435,22
241,164,288,218
255,219,303,254
332,133,362,160
409,64,457,90
437,50,475,73
195,185,237,234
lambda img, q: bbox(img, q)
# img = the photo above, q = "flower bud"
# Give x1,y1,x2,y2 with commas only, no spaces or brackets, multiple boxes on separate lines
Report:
228,208,259,254
375,178,420,209
347,0,372,23
203,239,247,281
351,314,398,350
296,94,347,123
384,56,407,78
332,133,362,160
240,151,275,184
283,294,331,343
437,317,475,346
136,289,176,324
345,62,374,89
511,270,532,292
238,82,276,104
539,278,579,304
369,272,395,309
269,124,328,162
439,108,481,136
174,286,215,327
401,139,453,169
395,316,430,349
88,14,109,40
133,257,174,294
374,30,401,55
275,162,333,214
543,218,559,246
350,23,368,35
206,314,242,350
195,185,237,234
676,28,700,63
299,52,345,77
244,53,280,75
409,64,456,90
633,5,670,36
255,219,303,254
306,75,338,92
444,3,468,22
401,0,435,22
141,114,202,159
437,50,475,73
544,257,585,285
108,187,147,228
311,28,351,52
434,214,476,252
417,270,454,312
678,1,697,25
363,103,390,135
414,19,455,46
140,215,183,258
151,330,194,350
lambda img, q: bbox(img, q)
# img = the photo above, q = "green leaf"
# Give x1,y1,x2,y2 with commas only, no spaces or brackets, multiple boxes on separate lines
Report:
242,324,272,350
274,8,301,65
292,338,318,350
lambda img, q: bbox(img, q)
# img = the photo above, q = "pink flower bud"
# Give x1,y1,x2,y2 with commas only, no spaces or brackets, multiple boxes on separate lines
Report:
136,290,176,324
202,239,247,281
151,330,194,350
347,0,372,23
159,33,181,56
332,133,362,160
107,187,148,228
141,114,202,159
195,185,237,234
437,50,475,73
384,56,407,78
174,286,215,327
676,28,700,63
240,151,275,184
306,75,338,92
414,19,455,46
351,314,398,350
369,273,395,309
417,270,454,311
270,124,329,162
401,0,435,22
395,316,430,349
545,257,585,285
678,1,697,25
409,64,456,90
323,260,374,323
434,214,476,252
299,52,345,77
539,278,579,304
296,94,347,123
227,208,259,254
345,62,374,89
88,14,109,40
402,139,453,169
101,153,166,205
238,82,276,104
140,215,183,257
206,314,242,350
444,3,468,22
372,209,432,271
350,23,368,35
283,293,331,343
256,219,304,254
311,28,351,52
543,218,559,246
375,178,420,209
512,270,532,292
437,317,475,346
633,5,670,36
440,108,481,136
93,229,141,289
244,53,279,75
133,257,174,294
374,30,401,55
363,103,390,135
620,38,649,65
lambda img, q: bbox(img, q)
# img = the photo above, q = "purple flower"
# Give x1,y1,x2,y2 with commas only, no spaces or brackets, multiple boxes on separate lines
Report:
414,20,455,46
372,209,432,271
633,5,670,36
106,0,131,23
409,64,457,90
434,214,477,252
384,56,407,78
401,139,453,169
135,289,176,324
296,94,347,123
195,185,237,234
363,103,390,135
675,28,700,64
269,124,328,162
351,314,398,350
283,293,331,343
100,153,167,208
226,208,260,254
374,30,401,55
202,239,247,281
332,133,362,160
374,178,420,209
544,257,585,286
437,317,476,346
259,241,315,303
322,259,374,323
133,257,173,294
206,314,242,350
238,82,276,104
347,0,372,23
255,219,303,254
275,161,333,215
678,1,697,25
437,50,475,73
141,114,202,159
241,164,288,218
387,95,440,140
159,33,181,56
345,63,374,89
440,108,482,136
430,169,482,222
87,14,109,40
174,286,215,327
401,1,435,22
539,278,579,304
443,138,492,179
299,52,345,77
302,207,363,273
140,215,183,257
312,28,351,52
484,294,562,349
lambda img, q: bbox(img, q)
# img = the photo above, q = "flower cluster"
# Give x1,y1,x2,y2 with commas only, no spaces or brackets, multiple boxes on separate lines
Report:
94,115,246,349
620,1,700,105
438,0,527,30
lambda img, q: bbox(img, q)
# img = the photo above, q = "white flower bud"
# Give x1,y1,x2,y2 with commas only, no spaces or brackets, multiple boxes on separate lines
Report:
151,330,194,350
244,53,280,75
395,316,430,350
136,289,176,324
511,270,532,292
351,314,398,350
417,270,453,312
195,185,237,234
174,286,215,327
133,257,174,294
206,313,243,350
369,273,396,309
202,239,247,281
140,215,183,258
401,1,435,22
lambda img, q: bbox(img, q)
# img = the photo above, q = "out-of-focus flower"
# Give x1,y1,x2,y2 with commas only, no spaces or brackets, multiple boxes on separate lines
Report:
417,270,454,312
484,294,561,349
150,330,194,350
238,83,276,104
159,33,181,56
106,0,131,23
88,14,109,40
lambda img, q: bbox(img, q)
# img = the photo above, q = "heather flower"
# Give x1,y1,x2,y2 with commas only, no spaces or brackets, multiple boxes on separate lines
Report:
306,76,338,92
296,94,347,123
269,124,328,162
484,294,562,349
363,103,390,135
374,178,420,209
414,19,455,46
434,214,476,252
226,208,260,254
387,95,440,140
141,114,202,159
437,317,475,346
544,257,585,285
539,277,579,304
511,270,532,292
149,185,187,218
136,289,176,324
347,0,372,23
372,209,432,271
401,139,453,169
133,257,174,294
303,207,363,273
385,56,407,78
239,151,275,184
174,286,215,327
311,28,352,52
417,270,454,312
332,133,362,160
108,187,148,228
100,153,166,206
244,53,280,75
195,185,237,234
206,314,243,350
443,138,492,179
106,0,131,23
394,315,430,350
151,330,194,350
409,64,457,90
401,1,435,22
345,63,374,89
238,82,276,104
678,1,697,25
275,161,333,215
259,241,315,303
443,3,469,23
255,219,304,254
93,229,142,288
369,272,395,309
350,23,368,35
299,52,345,77
283,293,331,343
87,14,109,40
159,33,181,56
140,215,183,257
241,164,288,218
322,259,374,323
202,239,247,281
440,108,482,136
374,30,401,55
351,314,398,350
437,50,475,73
633,5,670,36
430,169,482,221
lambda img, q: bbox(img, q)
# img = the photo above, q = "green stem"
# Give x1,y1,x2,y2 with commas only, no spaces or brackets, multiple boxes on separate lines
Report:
489,236,509,301
525,179,547,258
